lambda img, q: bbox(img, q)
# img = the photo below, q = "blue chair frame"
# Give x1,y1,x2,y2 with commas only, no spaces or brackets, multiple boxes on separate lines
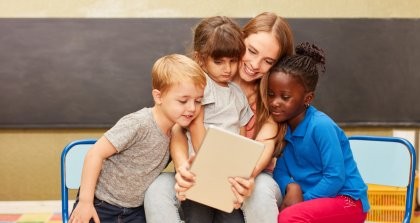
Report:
349,135,417,223
60,139,97,223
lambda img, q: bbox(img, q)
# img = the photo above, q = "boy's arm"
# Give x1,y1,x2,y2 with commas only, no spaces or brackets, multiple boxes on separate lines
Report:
170,124,196,201
251,117,278,177
189,108,206,152
69,136,117,223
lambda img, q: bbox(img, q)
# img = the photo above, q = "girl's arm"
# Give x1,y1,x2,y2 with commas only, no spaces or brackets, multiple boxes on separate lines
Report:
280,183,303,211
303,123,346,200
189,108,206,152
170,124,190,170
69,136,117,223
273,153,294,196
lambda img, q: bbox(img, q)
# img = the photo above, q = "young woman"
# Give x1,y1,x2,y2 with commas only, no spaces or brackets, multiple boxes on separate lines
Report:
233,11,294,222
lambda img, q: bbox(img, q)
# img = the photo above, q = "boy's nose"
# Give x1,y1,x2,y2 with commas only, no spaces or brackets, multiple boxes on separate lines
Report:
187,101,196,112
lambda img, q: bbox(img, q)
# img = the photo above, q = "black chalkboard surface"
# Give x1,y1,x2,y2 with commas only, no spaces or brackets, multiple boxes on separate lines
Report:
289,19,420,127
0,18,419,128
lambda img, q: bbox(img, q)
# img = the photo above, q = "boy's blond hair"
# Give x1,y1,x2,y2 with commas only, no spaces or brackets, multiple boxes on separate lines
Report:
152,54,206,94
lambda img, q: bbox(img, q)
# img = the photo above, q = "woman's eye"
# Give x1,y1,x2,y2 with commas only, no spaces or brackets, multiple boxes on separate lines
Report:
248,48,257,54
265,59,275,65
178,100,187,104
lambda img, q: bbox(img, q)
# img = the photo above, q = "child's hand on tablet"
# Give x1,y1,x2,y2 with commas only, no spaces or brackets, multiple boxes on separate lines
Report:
175,154,196,201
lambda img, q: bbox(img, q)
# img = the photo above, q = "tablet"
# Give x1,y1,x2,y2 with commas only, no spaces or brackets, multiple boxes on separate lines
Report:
185,125,265,213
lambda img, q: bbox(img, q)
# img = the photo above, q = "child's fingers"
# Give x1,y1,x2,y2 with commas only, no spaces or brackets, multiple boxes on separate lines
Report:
229,177,254,198
174,171,195,187
174,182,189,200
230,185,244,209
176,162,196,182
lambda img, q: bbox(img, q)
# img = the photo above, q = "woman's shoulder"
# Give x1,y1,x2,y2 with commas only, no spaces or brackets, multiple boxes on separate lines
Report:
256,116,278,140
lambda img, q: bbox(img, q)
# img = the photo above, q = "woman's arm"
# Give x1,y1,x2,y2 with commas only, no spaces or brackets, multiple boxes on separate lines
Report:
251,117,278,177
228,117,278,208
69,136,117,223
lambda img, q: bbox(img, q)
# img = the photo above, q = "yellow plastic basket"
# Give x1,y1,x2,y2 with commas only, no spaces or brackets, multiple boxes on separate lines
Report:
366,177,417,223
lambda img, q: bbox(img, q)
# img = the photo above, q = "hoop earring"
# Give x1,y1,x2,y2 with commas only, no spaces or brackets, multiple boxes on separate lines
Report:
305,103,310,109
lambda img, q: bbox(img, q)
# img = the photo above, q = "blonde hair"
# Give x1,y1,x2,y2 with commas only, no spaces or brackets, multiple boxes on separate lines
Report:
152,54,206,94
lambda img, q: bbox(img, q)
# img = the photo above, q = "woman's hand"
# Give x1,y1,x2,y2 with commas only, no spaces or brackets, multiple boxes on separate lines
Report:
228,176,255,209
280,182,303,211
174,154,196,201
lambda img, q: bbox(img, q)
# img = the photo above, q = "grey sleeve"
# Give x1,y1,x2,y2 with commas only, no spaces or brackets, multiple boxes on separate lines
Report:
104,115,144,153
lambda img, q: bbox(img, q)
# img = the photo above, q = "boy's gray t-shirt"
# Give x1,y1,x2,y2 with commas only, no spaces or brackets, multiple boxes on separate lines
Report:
96,107,170,208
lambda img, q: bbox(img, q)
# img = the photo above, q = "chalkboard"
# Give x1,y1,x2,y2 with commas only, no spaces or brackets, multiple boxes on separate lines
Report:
0,18,419,128
0,18,197,128
288,19,420,127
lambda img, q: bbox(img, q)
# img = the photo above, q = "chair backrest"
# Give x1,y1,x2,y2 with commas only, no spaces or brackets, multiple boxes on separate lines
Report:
348,135,416,223
60,139,96,223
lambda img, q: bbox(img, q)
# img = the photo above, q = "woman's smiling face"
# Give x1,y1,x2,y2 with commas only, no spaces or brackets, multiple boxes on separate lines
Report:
238,31,280,83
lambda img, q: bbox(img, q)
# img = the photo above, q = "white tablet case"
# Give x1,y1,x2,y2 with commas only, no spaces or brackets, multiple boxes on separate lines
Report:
185,125,265,213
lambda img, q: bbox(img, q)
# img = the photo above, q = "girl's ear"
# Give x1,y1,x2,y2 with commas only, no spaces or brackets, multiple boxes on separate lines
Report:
304,91,315,104
152,89,162,105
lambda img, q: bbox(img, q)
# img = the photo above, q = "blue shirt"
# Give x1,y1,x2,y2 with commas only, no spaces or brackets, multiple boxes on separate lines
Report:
273,106,370,212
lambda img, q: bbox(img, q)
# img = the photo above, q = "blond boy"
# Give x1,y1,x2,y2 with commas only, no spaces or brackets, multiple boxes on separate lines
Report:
69,54,206,223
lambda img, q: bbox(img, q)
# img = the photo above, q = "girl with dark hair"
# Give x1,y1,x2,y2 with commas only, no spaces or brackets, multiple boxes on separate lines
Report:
261,42,370,223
